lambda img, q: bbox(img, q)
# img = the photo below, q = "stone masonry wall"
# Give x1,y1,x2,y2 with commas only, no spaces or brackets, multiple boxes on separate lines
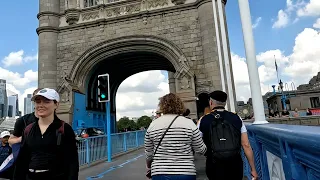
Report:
56,2,221,94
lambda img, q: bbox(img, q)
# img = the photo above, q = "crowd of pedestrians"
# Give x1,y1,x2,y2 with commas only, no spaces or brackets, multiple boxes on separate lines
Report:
0,87,259,180
145,90,258,180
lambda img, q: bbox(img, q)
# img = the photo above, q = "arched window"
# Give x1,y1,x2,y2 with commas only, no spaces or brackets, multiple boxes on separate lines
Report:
84,0,99,8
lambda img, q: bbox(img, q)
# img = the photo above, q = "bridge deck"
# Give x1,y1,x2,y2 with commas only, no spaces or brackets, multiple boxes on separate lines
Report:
80,148,210,180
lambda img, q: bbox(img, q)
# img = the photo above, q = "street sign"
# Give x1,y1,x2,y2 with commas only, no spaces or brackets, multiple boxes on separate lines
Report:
97,74,110,102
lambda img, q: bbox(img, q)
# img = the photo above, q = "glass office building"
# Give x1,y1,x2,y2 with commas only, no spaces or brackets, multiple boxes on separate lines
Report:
0,79,7,118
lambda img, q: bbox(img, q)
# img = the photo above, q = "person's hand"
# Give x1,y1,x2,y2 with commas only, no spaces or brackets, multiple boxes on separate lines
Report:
146,169,151,179
251,170,258,180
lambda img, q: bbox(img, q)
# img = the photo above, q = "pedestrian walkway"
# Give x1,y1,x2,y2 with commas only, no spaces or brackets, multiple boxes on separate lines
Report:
80,148,209,180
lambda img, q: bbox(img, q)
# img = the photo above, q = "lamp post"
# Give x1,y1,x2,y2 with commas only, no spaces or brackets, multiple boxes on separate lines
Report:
279,80,287,110
237,0,268,124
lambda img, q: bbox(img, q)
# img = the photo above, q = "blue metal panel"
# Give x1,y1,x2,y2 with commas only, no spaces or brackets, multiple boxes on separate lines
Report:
243,123,320,180
73,92,86,130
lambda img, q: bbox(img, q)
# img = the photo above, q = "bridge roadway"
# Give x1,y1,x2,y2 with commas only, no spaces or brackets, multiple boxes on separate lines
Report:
79,148,209,180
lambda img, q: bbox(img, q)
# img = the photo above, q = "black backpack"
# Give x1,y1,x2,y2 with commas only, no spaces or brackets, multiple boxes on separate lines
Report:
209,111,241,160
23,121,65,146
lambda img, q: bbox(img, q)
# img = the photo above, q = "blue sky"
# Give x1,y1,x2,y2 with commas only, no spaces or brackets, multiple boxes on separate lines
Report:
0,0,319,116
226,0,317,56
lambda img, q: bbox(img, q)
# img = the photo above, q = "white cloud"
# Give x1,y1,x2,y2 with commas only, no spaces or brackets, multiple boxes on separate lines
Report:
284,28,320,84
273,10,290,28
2,50,38,67
313,18,320,29
272,0,306,28
24,70,38,82
2,51,24,67
24,54,38,62
232,27,320,102
0,68,37,88
116,71,169,119
252,17,262,29
297,0,320,17
118,71,168,93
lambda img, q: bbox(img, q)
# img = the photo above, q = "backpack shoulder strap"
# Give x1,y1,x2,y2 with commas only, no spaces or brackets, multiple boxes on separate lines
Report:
56,121,65,146
58,121,65,134
210,110,224,121
23,122,35,141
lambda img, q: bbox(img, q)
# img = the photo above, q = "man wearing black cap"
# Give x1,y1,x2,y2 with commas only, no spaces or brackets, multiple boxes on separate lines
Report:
198,90,258,180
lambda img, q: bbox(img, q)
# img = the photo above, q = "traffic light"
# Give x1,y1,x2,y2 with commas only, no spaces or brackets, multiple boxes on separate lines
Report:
97,74,110,102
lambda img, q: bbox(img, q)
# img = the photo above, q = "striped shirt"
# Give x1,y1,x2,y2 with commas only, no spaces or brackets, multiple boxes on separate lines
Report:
145,114,207,176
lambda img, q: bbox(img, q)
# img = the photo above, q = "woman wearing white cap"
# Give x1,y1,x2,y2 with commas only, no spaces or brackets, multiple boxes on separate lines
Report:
13,88,79,180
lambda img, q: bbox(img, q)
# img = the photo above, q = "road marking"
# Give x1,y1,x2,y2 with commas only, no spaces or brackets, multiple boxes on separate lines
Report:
86,154,144,180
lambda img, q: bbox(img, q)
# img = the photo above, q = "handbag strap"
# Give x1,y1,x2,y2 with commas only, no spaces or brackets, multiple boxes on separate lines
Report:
154,115,179,155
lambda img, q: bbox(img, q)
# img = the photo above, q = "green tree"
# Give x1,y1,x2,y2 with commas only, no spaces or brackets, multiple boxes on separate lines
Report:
117,116,137,131
136,115,152,129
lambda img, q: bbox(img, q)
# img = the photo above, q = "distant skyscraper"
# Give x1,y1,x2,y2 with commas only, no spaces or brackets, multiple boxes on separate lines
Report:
8,95,18,118
0,79,7,118
14,94,19,116
24,94,33,115
8,105,13,117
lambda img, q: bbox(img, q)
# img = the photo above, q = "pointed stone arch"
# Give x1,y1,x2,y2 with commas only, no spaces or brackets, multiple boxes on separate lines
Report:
64,35,199,120
69,35,192,92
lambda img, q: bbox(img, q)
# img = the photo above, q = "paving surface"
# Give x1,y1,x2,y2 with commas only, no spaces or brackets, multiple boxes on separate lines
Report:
79,148,209,180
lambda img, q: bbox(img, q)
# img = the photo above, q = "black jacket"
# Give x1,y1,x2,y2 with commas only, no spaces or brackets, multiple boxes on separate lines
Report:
13,117,79,180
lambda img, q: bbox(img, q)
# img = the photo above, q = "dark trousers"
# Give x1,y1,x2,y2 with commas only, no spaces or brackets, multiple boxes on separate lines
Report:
26,171,66,180
0,167,14,180
206,156,243,180
152,175,196,180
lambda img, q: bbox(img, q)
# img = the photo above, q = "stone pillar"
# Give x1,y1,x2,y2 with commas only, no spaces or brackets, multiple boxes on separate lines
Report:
198,0,237,111
197,0,223,93
168,72,176,93
174,70,197,120
37,0,60,89
219,0,237,111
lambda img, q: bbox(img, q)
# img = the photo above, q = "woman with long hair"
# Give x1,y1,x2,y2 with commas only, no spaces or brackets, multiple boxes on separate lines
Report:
13,88,79,180
145,93,206,180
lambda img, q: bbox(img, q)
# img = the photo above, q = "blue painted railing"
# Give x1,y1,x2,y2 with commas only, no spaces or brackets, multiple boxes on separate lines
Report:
243,124,320,180
77,130,146,166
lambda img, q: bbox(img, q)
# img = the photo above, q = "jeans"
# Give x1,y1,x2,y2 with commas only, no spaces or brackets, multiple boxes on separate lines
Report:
26,171,66,180
152,175,196,180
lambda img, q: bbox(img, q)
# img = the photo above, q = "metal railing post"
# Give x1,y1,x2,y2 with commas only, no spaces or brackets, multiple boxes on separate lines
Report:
85,139,90,165
123,133,127,152
136,131,139,147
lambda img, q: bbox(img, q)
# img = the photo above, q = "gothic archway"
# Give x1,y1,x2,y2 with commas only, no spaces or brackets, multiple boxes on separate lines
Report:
67,35,198,121
69,35,192,92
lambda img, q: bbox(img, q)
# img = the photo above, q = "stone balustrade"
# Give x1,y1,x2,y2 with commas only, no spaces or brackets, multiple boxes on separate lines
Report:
244,115,320,126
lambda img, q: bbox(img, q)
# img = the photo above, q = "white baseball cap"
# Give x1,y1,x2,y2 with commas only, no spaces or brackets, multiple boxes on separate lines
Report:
0,131,10,138
31,88,60,102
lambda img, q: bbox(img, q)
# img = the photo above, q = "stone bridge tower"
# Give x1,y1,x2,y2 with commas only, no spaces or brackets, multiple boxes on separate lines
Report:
37,0,236,124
